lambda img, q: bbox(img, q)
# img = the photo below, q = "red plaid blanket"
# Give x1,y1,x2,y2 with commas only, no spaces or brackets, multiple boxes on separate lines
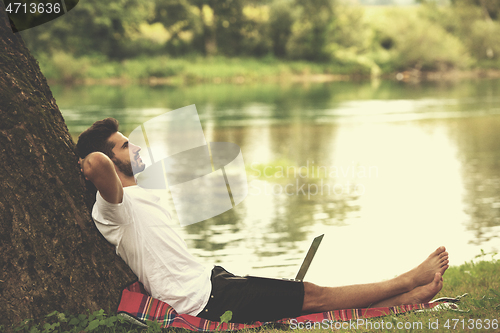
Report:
117,281,442,331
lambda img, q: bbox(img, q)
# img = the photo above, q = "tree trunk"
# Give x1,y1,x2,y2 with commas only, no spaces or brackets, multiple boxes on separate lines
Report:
199,3,217,56
0,3,136,329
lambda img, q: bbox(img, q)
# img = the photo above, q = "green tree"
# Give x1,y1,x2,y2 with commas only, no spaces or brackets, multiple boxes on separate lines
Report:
421,0,500,61
286,0,336,61
191,0,264,56
212,0,248,56
154,0,255,56
371,8,470,71
153,0,203,55
269,0,295,57
21,0,155,59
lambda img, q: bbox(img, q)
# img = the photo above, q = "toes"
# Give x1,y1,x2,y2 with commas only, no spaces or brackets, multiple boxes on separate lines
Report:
432,247,447,258
440,259,449,267
439,251,449,260
434,246,445,254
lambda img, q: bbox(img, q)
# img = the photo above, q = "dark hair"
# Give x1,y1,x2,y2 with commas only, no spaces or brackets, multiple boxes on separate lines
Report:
76,118,119,159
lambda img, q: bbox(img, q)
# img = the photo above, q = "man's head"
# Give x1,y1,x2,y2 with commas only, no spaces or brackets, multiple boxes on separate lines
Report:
77,118,145,178
77,118,119,159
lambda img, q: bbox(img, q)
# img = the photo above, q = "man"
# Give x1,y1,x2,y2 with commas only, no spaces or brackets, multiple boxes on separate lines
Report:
77,118,450,324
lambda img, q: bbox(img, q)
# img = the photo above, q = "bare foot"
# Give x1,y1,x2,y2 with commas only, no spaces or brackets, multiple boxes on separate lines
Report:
402,246,449,289
405,272,443,304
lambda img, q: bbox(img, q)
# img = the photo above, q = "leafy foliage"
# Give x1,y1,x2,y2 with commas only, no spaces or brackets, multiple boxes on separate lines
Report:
369,7,471,71
18,0,500,80
12,310,128,333
216,310,233,330
450,0,500,20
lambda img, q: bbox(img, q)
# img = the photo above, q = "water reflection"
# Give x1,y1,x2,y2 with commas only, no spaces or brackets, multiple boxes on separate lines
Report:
59,79,500,282
450,115,500,244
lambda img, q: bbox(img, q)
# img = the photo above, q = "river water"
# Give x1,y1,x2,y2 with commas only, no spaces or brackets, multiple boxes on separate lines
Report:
55,78,500,287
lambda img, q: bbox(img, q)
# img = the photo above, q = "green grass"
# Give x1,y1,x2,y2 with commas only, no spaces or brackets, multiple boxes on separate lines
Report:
34,53,372,85
8,253,499,332
35,52,500,86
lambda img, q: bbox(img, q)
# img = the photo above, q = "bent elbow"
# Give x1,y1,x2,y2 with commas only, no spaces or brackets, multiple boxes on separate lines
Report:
85,152,114,180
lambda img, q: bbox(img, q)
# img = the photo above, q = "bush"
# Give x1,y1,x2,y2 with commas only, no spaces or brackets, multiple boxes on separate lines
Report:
420,2,500,65
467,20,500,61
326,5,379,76
369,7,471,72
36,52,91,82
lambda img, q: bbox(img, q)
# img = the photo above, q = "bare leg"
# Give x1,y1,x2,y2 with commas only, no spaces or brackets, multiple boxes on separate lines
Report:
302,246,449,313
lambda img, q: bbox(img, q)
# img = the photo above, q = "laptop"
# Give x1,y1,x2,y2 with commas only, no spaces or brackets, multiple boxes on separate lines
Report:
293,234,324,281
246,234,324,281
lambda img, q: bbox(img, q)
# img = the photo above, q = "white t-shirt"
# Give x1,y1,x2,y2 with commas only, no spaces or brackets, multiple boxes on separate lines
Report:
92,185,212,316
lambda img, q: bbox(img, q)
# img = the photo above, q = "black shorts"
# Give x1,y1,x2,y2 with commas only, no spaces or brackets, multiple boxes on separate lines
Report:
196,266,304,324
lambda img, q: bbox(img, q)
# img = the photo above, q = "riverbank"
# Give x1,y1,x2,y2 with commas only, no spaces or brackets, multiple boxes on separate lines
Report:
36,54,500,86
7,256,499,332
80,69,500,86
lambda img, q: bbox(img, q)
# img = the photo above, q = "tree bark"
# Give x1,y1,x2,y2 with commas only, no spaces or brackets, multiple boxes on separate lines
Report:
0,3,136,329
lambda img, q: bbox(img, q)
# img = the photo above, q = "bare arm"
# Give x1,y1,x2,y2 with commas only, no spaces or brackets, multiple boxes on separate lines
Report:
79,152,123,204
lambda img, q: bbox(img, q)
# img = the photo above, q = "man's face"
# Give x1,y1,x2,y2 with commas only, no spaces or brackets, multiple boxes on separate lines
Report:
108,132,146,177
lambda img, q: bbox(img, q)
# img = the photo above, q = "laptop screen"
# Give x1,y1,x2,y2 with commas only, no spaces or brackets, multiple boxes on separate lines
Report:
295,234,324,281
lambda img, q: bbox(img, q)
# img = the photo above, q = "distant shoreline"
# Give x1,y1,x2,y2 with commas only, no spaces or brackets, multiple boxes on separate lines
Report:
48,68,500,86
35,52,500,86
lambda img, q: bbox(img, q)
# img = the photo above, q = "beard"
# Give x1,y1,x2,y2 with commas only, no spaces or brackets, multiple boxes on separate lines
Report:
112,156,145,177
